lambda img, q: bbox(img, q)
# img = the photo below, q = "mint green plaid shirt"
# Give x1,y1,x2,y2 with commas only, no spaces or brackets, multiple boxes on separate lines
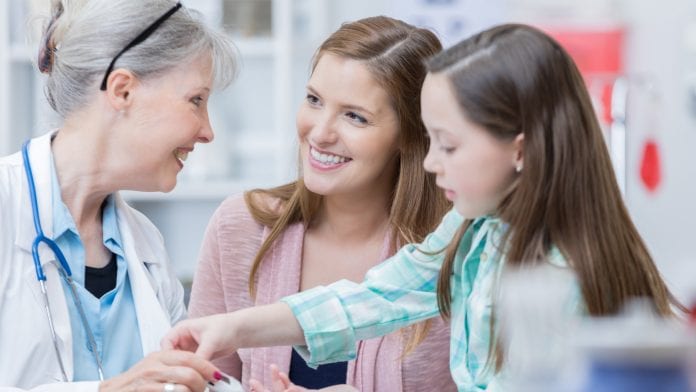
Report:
282,209,571,391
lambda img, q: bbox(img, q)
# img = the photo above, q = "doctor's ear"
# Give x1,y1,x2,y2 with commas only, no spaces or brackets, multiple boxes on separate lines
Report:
103,68,137,112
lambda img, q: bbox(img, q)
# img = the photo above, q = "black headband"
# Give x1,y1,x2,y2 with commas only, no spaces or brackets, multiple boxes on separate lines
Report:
99,2,182,91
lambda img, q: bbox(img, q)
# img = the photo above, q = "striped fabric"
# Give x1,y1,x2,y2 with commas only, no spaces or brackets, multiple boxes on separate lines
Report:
283,208,571,391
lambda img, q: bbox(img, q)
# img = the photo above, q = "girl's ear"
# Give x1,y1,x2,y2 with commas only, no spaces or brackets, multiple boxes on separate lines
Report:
513,133,524,172
104,68,137,112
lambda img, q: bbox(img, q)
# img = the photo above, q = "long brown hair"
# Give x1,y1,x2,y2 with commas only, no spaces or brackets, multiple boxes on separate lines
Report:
245,16,450,350
427,24,684,370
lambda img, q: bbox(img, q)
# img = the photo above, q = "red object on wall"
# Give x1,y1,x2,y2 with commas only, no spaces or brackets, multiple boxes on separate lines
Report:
542,26,625,124
544,27,624,75
639,138,661,192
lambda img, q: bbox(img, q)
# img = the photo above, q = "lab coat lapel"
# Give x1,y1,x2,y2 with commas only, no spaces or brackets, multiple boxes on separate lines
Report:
114,195,170,354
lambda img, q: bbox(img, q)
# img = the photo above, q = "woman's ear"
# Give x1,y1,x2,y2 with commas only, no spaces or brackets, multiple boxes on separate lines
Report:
104,68,137,112
513,132,524,173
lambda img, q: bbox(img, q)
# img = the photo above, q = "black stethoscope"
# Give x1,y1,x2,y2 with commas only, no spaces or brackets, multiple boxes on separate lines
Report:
21,140,105,381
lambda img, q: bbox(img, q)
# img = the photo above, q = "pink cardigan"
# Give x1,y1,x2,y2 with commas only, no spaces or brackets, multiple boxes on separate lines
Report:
188,195,456,391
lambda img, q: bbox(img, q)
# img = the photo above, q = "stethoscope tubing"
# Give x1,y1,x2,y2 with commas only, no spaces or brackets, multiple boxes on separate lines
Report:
21,140,105,382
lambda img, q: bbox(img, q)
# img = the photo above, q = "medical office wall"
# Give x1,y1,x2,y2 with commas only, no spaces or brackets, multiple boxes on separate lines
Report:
1,0,696,305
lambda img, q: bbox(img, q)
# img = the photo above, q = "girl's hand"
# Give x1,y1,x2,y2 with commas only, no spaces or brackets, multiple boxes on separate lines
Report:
98,350,220,392
249,364,358,392
162,313,239,360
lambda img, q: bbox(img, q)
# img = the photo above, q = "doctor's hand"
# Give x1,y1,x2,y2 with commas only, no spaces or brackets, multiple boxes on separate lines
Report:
249,364,358,392
98,350,221,392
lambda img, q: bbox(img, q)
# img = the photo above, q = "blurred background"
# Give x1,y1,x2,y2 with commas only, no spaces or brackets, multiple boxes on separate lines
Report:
1,0,695,305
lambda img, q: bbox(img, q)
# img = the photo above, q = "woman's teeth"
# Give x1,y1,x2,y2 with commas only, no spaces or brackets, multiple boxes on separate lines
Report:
174,150,189,164
310,147,349,164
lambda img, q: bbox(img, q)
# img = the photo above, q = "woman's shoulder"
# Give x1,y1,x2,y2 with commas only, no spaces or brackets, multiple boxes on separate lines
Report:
0,158,16,202
0,149,22,168
216,192,255,219
206,191,293,258
0,154,22,255
213,191,283,231
0,151,23,199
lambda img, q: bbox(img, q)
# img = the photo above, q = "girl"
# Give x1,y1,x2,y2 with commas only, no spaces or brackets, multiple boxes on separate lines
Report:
163,23,682,391
187,16,455,391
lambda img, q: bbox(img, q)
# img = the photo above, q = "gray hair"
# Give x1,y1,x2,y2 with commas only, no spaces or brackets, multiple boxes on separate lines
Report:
41,0,238,117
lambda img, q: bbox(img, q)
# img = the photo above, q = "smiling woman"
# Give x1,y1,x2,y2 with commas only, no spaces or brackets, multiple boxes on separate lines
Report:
187,15,455,392
0,0,238,390
113,55,216,192
297,53,400,198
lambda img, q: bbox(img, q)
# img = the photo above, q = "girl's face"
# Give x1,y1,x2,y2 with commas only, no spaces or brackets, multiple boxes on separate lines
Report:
421,73,522,219
296,53,400,198
118,56,214,192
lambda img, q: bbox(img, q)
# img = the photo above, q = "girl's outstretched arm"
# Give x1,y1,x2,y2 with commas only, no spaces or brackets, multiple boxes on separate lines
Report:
163,209,463,368
162,303,304,360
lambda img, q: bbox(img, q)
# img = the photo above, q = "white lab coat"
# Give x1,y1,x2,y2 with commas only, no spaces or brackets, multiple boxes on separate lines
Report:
0,132,187,391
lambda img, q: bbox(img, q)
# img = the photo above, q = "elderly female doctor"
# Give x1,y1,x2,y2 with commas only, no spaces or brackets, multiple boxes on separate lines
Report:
0,1,236,391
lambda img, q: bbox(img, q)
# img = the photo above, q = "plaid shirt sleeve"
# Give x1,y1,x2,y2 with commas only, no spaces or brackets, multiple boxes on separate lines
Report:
281,208,464,367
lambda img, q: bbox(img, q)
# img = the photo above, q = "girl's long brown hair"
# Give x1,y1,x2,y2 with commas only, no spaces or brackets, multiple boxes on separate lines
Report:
427,24,684,370
245,16,450,351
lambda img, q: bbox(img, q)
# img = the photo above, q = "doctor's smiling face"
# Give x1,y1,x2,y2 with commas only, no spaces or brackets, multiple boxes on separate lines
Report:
114,55,214,193
297,53,400,198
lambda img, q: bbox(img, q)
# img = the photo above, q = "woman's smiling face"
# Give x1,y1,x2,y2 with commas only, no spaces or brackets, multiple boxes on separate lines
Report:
296,53,400,198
